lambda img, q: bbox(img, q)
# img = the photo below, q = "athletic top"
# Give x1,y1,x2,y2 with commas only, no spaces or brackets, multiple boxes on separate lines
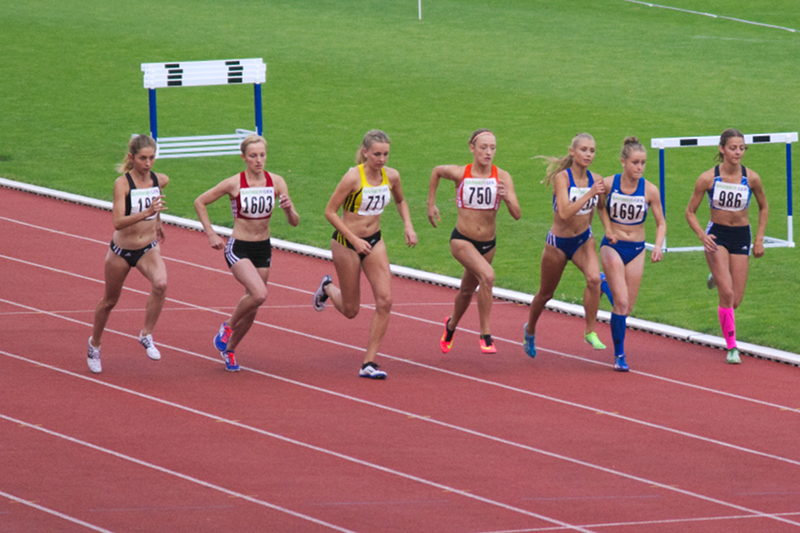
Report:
456,164,500,210
231,171,275,219
708,165,751,212
606,173,647,225
342,164,391,216
125,171,161,221
553,168,597,216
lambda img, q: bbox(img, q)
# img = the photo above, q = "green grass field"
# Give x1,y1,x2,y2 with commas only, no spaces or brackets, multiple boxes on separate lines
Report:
2,0,798,352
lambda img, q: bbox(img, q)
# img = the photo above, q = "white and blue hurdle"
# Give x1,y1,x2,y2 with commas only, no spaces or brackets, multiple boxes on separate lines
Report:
650,132,797,252
140,58,267,158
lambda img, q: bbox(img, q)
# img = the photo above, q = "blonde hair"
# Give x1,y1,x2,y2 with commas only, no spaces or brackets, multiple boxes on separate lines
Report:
241,134,267,154
620,136,645,160
355,129,391,164
716,128,745,163
117,135,157,173
536,133,595,187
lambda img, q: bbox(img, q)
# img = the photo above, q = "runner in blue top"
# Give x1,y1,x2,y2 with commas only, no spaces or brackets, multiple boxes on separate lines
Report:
598,136,666,371
685,128,768,364
523,133,607,358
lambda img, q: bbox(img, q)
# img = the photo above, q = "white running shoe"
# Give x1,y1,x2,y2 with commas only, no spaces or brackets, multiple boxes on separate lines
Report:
87,337,102,374
312,275,333,311
138,332,161,361
359,362,387,379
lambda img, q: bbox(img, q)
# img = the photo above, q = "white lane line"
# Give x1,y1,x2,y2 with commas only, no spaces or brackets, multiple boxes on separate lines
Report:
0,490,112,532
623,0,798,33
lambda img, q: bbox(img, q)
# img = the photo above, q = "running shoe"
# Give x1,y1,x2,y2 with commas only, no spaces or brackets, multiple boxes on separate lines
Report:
359,362,387,379
312,275,333,311
726,348,741,364
600,272,614,305
522,322,536,358
138,332,161,361
707,273,716,290
584,331,606,350
439,316,455,354
220,350,240,372
479,335,497,355
213,321,233,352
614,354,629,372
87,337,102,374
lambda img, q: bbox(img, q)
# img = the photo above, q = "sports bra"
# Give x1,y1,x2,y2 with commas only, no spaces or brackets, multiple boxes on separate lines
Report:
125,171,161,221
342,164,391,216
708,165,751,212
606,173,648,225
456,164,500,210
231,171,275,219
553,168,597,216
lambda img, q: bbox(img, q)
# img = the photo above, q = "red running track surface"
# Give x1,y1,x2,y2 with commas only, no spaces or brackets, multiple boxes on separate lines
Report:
1,187,798,532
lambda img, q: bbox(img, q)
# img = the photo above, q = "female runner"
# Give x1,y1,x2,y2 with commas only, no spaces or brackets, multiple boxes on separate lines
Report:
194,134,299,371
685,128,768,364
312,130,417,379
427,129,521,354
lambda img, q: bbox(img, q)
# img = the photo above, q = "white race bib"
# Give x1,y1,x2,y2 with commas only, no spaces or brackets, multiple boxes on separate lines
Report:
461,178,497,210
130,186,161,220
711,181,749,211
569,186,596,216
608,193,646,224
239,186,275,218
358,184,390,216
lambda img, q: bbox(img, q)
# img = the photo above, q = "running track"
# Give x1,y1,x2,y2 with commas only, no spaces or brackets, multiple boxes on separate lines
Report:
1,187,798,532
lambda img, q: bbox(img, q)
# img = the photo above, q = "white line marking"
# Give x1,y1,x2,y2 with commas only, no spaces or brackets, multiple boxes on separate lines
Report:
0,360,591,532
0,415,355,532
2,339,799,527
624,0,798,32
0,490,112,532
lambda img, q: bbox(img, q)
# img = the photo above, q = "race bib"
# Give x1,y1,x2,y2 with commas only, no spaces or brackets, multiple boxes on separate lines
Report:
569,186,596,216
608,193,646,224
130,186,161,220
711,181,749,211
461,178,497,210
358,185,390,216
239,186,275,218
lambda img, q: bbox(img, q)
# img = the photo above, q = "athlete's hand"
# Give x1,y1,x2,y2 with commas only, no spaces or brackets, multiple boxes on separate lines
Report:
405,228,418,247
650,247,663,263
279,193,292,210
148,195,167,217
592,179,606,196
753,239,765,258
702,233,718,253
427,204,441,228
207,233,224,250
353,237,372,256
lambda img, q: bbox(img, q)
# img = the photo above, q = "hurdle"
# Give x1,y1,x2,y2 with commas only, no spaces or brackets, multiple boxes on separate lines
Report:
140,58,267,158
650,132,797,252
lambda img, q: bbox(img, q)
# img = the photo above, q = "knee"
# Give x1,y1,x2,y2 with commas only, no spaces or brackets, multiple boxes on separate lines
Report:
613,298,631,315
151,278,168,297
251,287,268,307
478,268,495,289
342,304,359,319
375,294,393,315
586,274,601,291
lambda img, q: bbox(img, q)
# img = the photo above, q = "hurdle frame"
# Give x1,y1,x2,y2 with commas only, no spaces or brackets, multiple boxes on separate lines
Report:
140,58,267,158
649,132,797,252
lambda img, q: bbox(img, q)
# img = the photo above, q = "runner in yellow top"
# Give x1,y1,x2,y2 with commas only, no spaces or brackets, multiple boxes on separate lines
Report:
312,130,417,379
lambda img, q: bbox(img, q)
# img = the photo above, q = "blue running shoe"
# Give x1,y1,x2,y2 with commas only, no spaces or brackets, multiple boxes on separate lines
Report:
220,350,240,372
614,354,629,372
600,272,614,306
213,321,233,352
522,323,536,358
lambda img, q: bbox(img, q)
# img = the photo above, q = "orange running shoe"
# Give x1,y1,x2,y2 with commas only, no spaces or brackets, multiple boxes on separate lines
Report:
479,335,497,354
440,317,455,354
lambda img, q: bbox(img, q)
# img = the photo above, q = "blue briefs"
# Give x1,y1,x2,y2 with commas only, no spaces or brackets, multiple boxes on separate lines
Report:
601,237,645,265
546,227,592,261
